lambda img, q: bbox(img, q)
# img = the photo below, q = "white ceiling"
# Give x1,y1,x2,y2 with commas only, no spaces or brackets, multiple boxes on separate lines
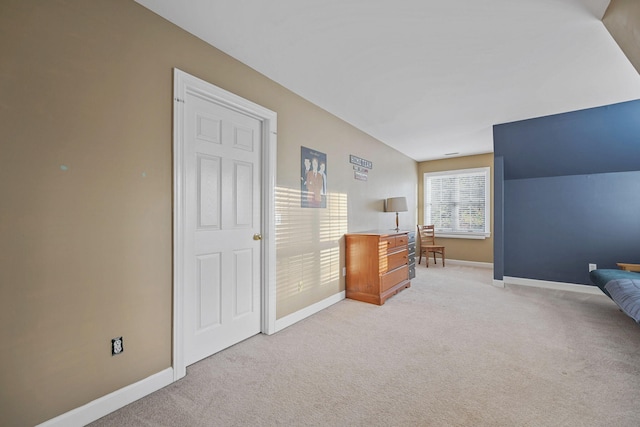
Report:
136,0,640,161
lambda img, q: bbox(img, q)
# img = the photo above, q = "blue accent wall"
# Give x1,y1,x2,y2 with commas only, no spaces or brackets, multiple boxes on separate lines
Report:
495,100,640,179
494,99,640,286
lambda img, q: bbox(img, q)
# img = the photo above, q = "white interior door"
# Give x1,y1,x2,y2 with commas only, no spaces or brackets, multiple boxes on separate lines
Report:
183,86,262,366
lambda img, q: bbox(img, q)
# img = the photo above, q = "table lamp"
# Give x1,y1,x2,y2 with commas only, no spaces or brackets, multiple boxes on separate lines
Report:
385,197,408,231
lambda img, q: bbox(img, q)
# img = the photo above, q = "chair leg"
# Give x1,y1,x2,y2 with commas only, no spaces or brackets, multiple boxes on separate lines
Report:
418,249,422,264
442,248,445,267
433,253,436,265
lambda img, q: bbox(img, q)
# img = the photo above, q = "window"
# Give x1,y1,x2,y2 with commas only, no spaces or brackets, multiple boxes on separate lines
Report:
423,167,490,239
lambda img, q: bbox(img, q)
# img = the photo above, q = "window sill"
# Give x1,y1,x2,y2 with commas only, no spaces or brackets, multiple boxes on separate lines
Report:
435,232,491,240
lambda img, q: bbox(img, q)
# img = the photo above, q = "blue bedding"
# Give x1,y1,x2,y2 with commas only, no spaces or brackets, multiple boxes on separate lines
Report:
589,269,640,299
605,279,640,324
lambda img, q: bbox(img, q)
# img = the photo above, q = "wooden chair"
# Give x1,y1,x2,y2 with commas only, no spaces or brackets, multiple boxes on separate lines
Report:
417,225,445,267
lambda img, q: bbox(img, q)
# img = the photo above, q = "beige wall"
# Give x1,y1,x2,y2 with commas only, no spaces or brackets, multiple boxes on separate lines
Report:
0,1,417,425
417,154,494,264
275,116,417,318
603,0,640,74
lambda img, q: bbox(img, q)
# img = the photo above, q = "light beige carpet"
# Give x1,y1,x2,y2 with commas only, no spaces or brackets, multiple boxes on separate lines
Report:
91,265,640,426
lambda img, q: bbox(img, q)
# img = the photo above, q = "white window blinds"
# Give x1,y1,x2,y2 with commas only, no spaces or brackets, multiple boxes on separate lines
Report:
424,167,490,237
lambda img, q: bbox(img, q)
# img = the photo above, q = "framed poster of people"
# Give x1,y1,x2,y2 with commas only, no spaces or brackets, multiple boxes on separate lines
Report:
300,146,327,208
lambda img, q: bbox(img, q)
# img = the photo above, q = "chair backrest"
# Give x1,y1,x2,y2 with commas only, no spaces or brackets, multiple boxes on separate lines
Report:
417,224,436,246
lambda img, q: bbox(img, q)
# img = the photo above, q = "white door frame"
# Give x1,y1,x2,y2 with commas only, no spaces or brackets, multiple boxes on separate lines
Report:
172,68,277,380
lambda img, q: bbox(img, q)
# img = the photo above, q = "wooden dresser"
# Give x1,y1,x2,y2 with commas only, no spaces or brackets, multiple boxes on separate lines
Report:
345,231,411,305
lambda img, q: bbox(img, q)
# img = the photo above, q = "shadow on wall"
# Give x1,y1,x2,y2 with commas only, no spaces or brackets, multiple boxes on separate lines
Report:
275,187,348,315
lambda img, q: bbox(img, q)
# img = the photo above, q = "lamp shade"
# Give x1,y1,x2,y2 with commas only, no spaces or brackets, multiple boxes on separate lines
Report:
385,197,408,213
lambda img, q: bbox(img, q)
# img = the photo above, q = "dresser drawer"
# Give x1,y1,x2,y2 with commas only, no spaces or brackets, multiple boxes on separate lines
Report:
385,249,408,272
381,265,408,292
407,231,416,244
408,264,416,280
381,233,408,250
381,236,396,250
407,242,416,256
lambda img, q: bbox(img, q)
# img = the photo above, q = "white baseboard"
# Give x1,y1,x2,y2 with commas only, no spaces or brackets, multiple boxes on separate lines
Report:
38,291,346,425
37,368,174,427
503,276,603,295
274,291,346,333
446,259,493,269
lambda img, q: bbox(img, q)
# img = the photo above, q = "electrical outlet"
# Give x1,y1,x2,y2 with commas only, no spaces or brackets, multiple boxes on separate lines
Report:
298,281,303,292
112,337,124,356
589,263,597,272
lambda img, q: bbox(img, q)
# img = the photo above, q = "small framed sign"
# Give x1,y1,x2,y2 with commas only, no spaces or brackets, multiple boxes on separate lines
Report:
349,155,373,170
354,171,368,181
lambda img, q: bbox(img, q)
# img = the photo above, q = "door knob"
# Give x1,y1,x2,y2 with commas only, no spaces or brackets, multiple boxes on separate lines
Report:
253,233,262,241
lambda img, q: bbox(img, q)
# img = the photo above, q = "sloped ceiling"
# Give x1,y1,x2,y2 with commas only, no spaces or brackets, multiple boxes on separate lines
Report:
136,0,640,161
603,0,640,74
